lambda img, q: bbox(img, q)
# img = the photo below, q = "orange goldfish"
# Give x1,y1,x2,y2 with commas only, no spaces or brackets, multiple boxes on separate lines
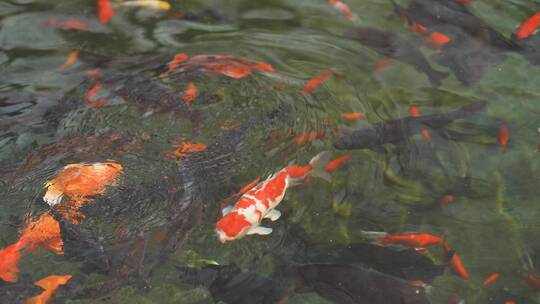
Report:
380,232,443,248
25,275,72,304
43,162,123,207
328,0,355,21
301,69,334,96
182,81,197,106
46,19,90,31
325,154,352,173
481,272,500,287
341,112,365,121
515,11,540,40
61,50,79,69
498,124,509,152
97,0,116,24
443,242,470,280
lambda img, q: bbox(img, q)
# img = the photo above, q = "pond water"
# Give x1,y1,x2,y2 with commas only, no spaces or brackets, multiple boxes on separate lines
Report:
1,0,540,303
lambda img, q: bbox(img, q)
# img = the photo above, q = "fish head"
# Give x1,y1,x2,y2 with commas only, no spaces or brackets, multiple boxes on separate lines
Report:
215,212,252,243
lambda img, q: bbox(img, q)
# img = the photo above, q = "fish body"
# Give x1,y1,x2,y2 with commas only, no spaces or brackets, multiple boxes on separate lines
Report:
498,124,509,152
379,233,443,248
334,101,486,150
443,242,470,280
481,272,500,287
515,11,540,40
97,0,115,24
216,151,332,242
345,26,448,86
25,275,72,304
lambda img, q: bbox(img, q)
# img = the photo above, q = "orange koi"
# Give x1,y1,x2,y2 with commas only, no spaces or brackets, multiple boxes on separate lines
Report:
443,242,470,280
61,50,79,69
498,124,509,152
19,212,63,254
0,241,25,282
341,112,365,121
325,154,352,173
294,131,325,147
167,141,207,159
43,162,123,207
481,272,500,287
438,194,455,206
515,11,540,40
380,233,443,248
25,275,72,304
182,81,197,106
97,0,116,24
373,59,393,75
237,177,261,195
46,19,90,31
301,69,334,96
328,0,355,21
525,270,540,290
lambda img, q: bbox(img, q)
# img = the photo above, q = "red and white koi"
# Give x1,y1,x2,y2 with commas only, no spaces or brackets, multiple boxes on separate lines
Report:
216,151,332,243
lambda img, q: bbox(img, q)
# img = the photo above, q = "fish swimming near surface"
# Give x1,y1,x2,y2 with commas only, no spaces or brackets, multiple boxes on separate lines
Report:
345,26,449,86
177,264,288,304
513,12,540,65
216,151,333,242
334,100,486,150
393,0,521,52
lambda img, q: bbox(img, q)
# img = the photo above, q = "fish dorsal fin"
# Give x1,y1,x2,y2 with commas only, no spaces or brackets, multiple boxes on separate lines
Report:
222,205,234,216
247,226,273,235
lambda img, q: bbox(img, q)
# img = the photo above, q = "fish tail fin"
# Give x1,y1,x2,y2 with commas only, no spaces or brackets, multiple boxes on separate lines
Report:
358,230,387,243
308,151,333,182
428,70,450,87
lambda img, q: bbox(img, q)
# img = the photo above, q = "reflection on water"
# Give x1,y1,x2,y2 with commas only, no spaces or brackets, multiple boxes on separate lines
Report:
1,0,540,303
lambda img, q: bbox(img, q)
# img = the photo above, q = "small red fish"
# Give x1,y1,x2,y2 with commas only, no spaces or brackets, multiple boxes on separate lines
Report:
380,233,443,248
160,53,190,77
341,112,365,121
294,131,325,147
25,274,72,304
97,0,116,24
216,151,332,242
481,272,500,287
61,50,80,69
525,270,540,290
515,11,540,40
373,59,393,75
328,0,355,21
424,32,451,50
46,19,90,31
325,154,352,173
182,81,197,106
166,141,207,159
443,242,470,280
86,82,101,101
498,124,509,152
301,69,334,96
438,195,456,206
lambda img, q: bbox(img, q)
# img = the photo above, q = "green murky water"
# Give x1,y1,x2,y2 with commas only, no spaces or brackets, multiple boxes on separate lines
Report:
1,0,540,303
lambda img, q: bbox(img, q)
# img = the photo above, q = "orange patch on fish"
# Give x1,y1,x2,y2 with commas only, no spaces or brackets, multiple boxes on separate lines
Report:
237,177,261,195
25,275,72,304
46,19,90,31
294,131,325,147
0,241,25,282
498,124,509,152
424,32,451,50
373,59,392,75
43,162,123,207
481,272,500,287
182,81,197,106
301,69,334,96
168,141,207,158
341,112,365,121
20,212,63,254
380,232,443,248
97,0,116,24
515,11,540,40
86,82,101,102
61,50,80,69
325,154,352,173
438,194,455,206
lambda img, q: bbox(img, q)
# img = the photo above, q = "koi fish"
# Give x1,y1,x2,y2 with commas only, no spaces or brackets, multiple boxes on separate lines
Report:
0,212,63,283
43,161,123,207
498,124,509,152
379,232,443,248
335,101,486,151
481,272,499,287
294,130,325,147
341,112,364,121
46,19,90,31
438,194,455,206
345,26,449,86
216,151,332,242
25,275,72,304
424,31,451,50
97,0,116,24
301,69,334,96
515,11,540,40
325,154,352,173
328,0,356,21
119,0,171,10
182,81,197,106
409,105,431,141
61,50,79,69
443,242,470,280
